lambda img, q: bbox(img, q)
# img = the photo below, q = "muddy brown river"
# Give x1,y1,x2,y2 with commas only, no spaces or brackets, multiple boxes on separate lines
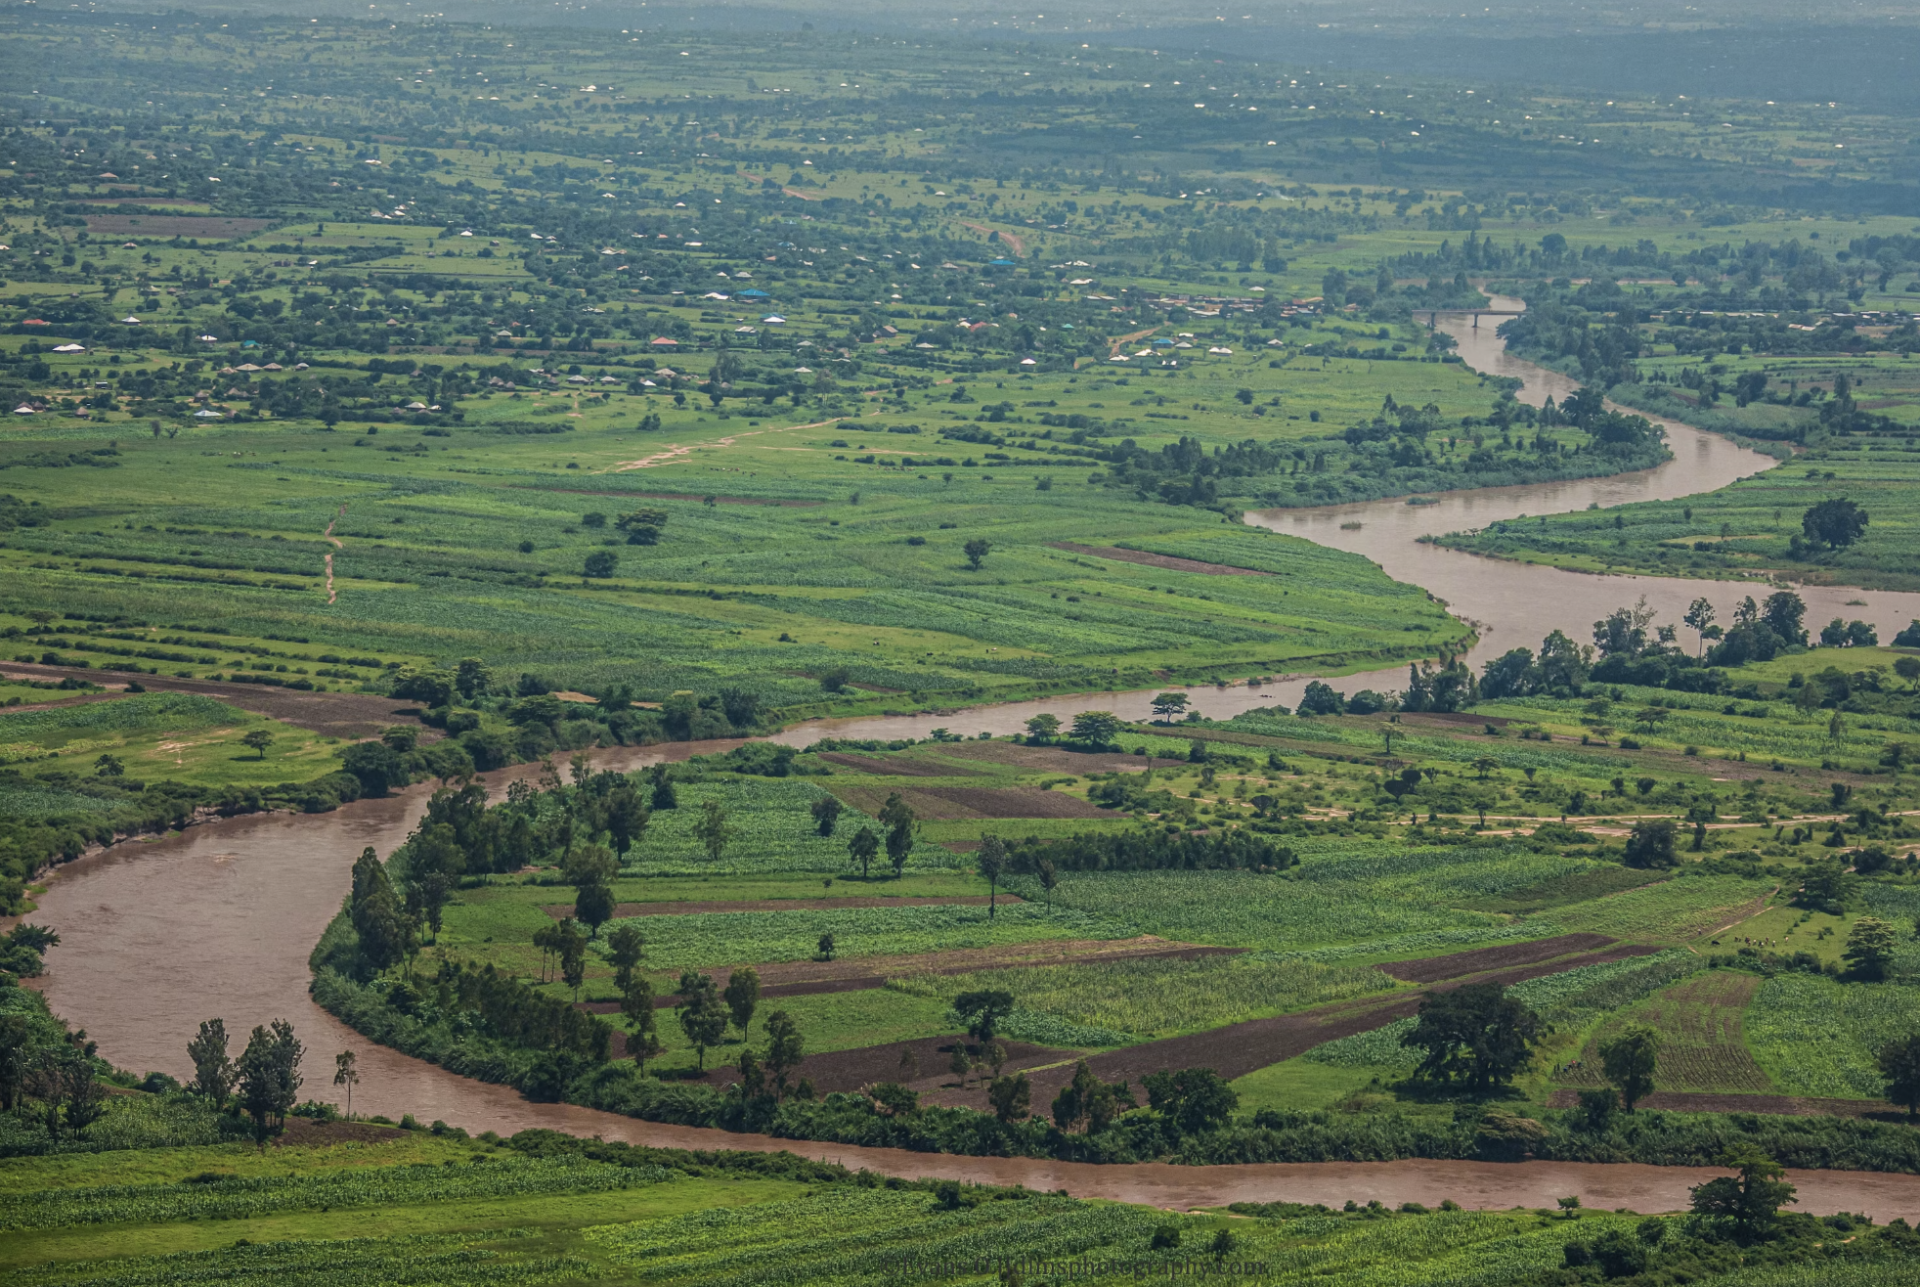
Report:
26,307,1920,1218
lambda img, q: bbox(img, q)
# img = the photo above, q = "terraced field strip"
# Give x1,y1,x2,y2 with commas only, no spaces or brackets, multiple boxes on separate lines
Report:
544,895,1026,919
583,936,1244,1012
825,783,1110,820
1556,971,1773,1094
1376,933,1618,984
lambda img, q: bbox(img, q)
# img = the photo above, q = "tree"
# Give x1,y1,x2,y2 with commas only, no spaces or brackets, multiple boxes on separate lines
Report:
574,882,615,939
186,1018,237,1110
583,550,618,579
454,657,491,699
1878,1034,1920,1117
1037,859,1059,913
1623,819,1679,870
332,1050,359,1119
558,920,588,1000
1689,1149,1796,1242
694,798,736,863
976,834,1007,919
878,792,915,876
1069,710,1121,746
847,825,880,878
1296,681,1346,716
810,794,843,837
953,989,1015,1043
236,1019,303,1149
1142,1068,1238,1135
676,972,728,1072
950,1044,974,1088
1802,498,1869,551
620,973,661,1073
724,966,761,1039
987,1072,1031,1123
1150,692,1190,724
1844,917,1898,981
241,729,274,760
764,1009,805,1097
1050,1059,1136,1133
340,741,403,798
1024,713,1061,743
606,923,646,991
1599,1026,1659,1111
1684,597,1717,657
616,508,668,545
963,537,991,569
604,785,649,859
817,931,836,961
0,1017,28,1113
1402,983,1543,1093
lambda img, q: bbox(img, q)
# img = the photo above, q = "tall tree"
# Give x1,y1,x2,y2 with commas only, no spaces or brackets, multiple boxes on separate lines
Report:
604,785,649,860
1878,1033,1920,1117
988,1072,1031,1124
763,1009,805,1098
332,1050,359,1119
1401,983,1542,1093
606,923,646,992
186,1018,237,1111
620,974,662,1073
810,794,843,837
236,1019,303,1149
847,825,880,878
975,834,1007,919
953,989,1014,1043
1844,917,1898,981
694,799,736,864
724,966,761,1039
1689,1149,1796,1243
676,972,728,1072
1600,1026,1659,1111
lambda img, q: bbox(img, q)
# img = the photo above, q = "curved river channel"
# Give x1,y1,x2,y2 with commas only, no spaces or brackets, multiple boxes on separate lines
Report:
28,305,1920,1218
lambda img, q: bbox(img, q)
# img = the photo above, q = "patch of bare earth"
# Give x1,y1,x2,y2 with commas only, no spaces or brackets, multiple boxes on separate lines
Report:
936,740,1186,773
1377,933,1618,984
86,214,272,237
827,784,1110,820
0,662,435,741
1049,542,1269,577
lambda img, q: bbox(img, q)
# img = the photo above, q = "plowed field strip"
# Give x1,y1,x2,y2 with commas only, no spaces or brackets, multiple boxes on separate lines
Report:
543,895,1024,919
1378,933,1618,983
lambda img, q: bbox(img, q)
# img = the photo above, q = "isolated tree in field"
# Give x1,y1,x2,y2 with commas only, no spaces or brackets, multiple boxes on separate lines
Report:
988,1072,1031,1124
1844,917,1898,981
1689,1149,1796,1242
574,882,615,939
583,550,618,579
186,1018,236,1111
332,1050,358,1119
92,753,125,778
1623,818,1679,870
724,965,761,1039
950,1044,974,1088
817,931,836,961
1070,710,1121,747
963,537,991,570
620,972,661,1072
953,989,1015,1043
763,1009,805,1097
621,973,662,1072
878,792,916,875
694,798,736,864
1802,498,1868,550
606,923,646,992
236,1019,303,1149
646,765,678,811
1600,1026,1659,1111
1878,1034,1920,1117
1402,983,1542,1093
676,972,728,1072
976,833,1008,919
1037,859,1059,913
241,729,274,760
616,508,668,545
603,785,649,859
1150,691,1190,724
810,794,843,837
847,825,880,878
1024,713,1061,743
1683,597,1717,657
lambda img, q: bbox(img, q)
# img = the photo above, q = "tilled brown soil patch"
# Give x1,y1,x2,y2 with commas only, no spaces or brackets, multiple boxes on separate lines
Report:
0,662,435,741
543,895,1025,919
1049,542,1269,577
1377,933,1619,984
694,1036,1074,1096
936,741,1186,773
827,784,1110,820
1545,1089,1900,1119
817,752,978,777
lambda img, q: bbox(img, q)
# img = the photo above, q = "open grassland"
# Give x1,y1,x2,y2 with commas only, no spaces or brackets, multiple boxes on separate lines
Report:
0,691,338,785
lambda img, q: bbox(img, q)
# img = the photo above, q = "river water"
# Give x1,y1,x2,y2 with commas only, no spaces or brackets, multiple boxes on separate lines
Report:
27,306,1920,1218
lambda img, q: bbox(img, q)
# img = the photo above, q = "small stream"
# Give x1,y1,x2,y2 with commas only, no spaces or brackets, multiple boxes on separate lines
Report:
26,305,1920,1217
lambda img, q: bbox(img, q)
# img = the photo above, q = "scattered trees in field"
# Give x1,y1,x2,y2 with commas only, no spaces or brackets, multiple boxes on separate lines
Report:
724,966,761,1038
241,730,274,759
975,834,1007,918
676,971,728,1072
810,794,843,837
963,537,991,570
